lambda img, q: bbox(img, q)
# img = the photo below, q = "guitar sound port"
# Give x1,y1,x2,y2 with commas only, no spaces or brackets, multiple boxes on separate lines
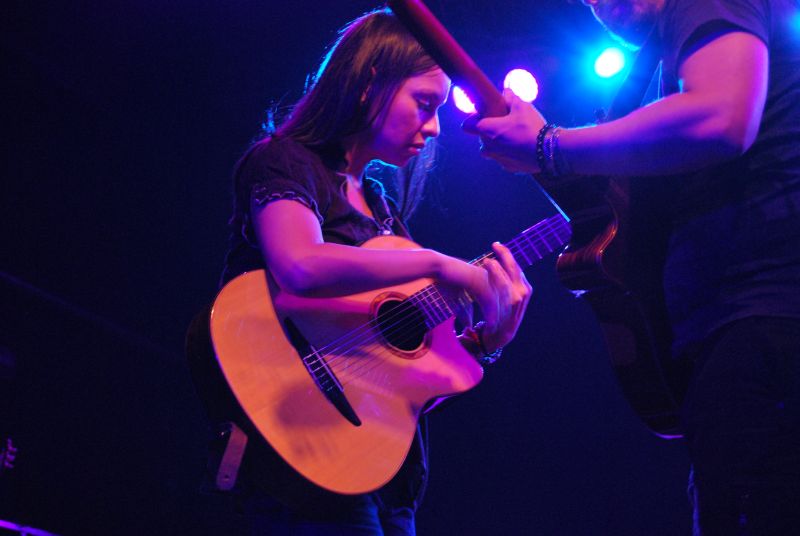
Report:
373,293,429,357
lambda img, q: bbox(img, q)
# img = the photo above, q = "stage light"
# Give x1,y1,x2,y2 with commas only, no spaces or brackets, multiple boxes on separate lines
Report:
503,69,539,103
452,86,476,114
791,10,800,36
594,47,626,78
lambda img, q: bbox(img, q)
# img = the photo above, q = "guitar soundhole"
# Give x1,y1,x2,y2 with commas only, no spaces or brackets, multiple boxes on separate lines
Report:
375,299,427,353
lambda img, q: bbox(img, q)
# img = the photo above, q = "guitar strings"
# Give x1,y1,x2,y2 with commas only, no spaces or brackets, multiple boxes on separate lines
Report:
333,288,452,386
326,240,564,386
333,218,574,385
321,214,570,370
302,216,570,388
320,217,571,388
308,216,571,389
315,215,567,371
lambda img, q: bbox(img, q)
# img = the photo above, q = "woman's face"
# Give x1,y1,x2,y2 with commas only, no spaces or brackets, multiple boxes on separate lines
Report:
366,67,451,167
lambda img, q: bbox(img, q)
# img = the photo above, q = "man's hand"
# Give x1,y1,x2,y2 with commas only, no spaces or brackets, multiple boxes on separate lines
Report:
462,89,548,174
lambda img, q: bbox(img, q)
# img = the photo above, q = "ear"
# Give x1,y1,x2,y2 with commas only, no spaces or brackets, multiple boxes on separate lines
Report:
361,66,378,104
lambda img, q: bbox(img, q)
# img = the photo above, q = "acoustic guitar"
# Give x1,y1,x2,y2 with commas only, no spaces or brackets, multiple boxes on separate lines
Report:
388,0,689,438
210,214,571,494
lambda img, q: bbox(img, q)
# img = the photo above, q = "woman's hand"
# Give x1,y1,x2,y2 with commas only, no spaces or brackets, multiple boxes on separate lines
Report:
437,243,532,353
462,89,548,174
477,242,532,352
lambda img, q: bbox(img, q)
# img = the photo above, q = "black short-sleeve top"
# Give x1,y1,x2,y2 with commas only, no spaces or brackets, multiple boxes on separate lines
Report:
657,0,800,352
218,136,428,510
221,136,411,286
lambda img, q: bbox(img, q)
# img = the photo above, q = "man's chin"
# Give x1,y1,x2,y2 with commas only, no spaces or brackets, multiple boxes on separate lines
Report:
602,20,653,49
611,29,649,50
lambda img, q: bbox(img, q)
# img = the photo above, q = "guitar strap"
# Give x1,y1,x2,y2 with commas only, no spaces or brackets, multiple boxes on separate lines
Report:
214,421,248,491
185,306,251,492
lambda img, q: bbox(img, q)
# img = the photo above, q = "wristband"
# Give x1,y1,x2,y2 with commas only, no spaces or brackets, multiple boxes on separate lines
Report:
536,123,557,177
472,321,503,365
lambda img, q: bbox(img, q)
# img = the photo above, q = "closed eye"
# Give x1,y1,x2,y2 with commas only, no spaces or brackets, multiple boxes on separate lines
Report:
417,98,434,112
415,89,447,113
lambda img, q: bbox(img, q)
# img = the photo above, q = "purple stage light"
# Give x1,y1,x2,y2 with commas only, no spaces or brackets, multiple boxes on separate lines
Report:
452,86,477,114
503,69,538,103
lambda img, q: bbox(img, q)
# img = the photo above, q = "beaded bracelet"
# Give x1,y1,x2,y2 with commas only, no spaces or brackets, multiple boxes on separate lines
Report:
472,321,503,366
536,123,557,177
537,123,574,179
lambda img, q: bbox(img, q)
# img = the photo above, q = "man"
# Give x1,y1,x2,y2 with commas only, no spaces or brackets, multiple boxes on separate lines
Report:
466,0,800,534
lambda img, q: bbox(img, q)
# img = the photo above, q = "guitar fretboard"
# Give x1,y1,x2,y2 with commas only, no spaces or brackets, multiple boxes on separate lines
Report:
409,213,572,328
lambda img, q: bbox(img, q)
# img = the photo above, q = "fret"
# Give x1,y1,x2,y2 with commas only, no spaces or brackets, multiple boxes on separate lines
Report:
411,289,436,328
514,243,532,265
411,285,452,328
423,287,442,324
427,287,446,323
541,230,554,249
429,286,453,323
526,233,544,262
404,213,572,330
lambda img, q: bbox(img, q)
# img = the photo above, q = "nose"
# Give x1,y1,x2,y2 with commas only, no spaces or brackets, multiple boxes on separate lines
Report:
421,112,441,139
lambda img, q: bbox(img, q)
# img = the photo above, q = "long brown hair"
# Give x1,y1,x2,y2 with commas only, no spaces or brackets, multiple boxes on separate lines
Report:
274,8,440,219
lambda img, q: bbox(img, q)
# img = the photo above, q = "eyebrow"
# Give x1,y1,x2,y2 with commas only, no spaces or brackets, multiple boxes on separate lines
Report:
414,89,448,105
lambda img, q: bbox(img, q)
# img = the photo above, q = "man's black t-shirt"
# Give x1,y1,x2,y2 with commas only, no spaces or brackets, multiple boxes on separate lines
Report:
657,0,800,352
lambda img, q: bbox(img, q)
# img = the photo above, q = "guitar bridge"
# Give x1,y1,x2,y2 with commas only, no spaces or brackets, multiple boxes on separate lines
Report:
283,317,362,427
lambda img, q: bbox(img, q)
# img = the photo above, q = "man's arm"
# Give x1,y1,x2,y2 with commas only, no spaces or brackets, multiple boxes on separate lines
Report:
471,31,768,177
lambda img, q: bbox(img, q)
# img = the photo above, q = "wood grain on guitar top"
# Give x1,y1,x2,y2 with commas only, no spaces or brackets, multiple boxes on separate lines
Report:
210,235,483,495
209,214,570,493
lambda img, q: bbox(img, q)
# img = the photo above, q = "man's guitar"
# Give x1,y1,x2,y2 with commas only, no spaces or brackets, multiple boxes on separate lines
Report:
388,0,689,438
209,214,570,494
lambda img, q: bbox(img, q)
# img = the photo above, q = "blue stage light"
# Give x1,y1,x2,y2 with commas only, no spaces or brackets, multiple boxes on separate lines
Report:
503,69,539,103
791,10,800,37
594,47,626,78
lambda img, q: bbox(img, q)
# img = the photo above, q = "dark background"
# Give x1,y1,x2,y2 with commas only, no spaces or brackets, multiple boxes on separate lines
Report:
1,1,690,534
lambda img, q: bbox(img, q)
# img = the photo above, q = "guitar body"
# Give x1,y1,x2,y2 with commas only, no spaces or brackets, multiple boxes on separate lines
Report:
209,235,483,495
544,174,689,438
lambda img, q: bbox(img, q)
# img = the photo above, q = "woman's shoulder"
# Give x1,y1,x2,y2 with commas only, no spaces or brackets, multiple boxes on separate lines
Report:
245,135,320,167
234,136,335,192
236,136,340,209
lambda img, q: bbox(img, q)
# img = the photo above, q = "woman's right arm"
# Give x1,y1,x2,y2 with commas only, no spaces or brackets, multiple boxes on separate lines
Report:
254,198,490,300
257,198,533,356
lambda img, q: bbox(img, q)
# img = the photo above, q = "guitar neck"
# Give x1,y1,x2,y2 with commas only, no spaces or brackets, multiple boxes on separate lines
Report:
471,213,571,270
409,213,572,327
388,0,507,117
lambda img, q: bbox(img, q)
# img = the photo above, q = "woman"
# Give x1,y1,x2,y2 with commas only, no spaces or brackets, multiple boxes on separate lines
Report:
212,7,531,534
